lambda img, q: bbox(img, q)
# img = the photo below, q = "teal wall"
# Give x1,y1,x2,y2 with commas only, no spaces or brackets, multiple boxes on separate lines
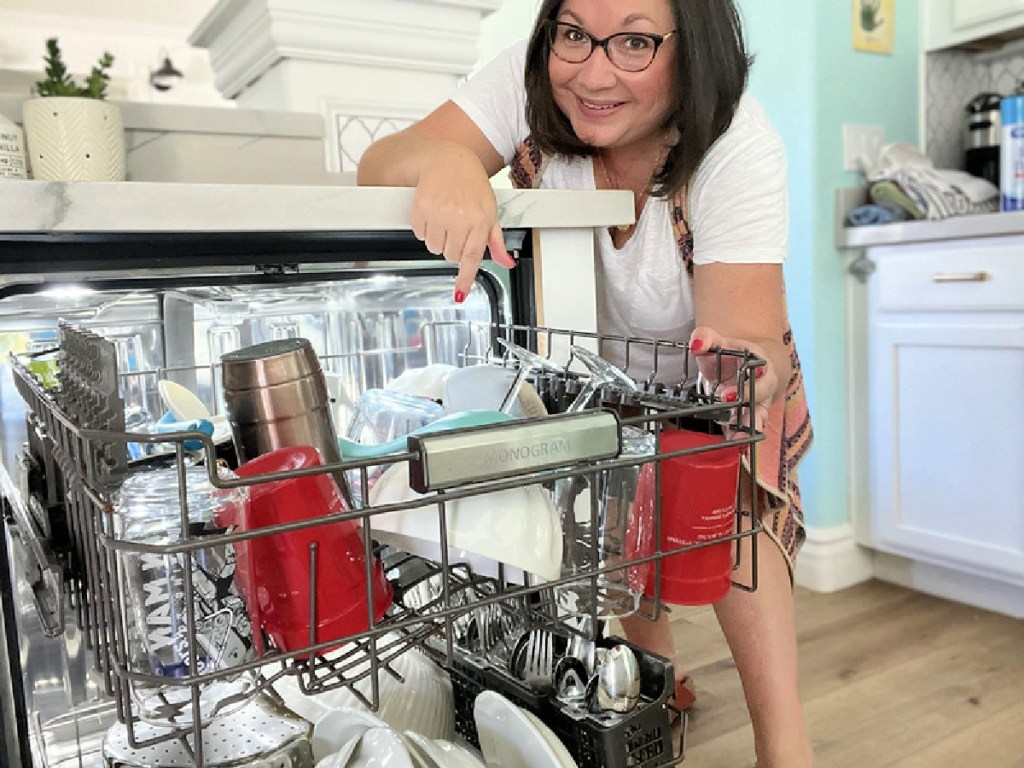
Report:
739,0,920,528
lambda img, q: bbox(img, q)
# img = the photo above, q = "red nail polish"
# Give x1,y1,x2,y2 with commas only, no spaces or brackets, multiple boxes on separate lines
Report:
724,391,738,403
454,290,466,304
690,339,704,353
755,366,765,378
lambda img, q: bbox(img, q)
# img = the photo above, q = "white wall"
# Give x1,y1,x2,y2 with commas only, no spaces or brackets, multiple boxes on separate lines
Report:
0,3,227,106
474,1,541,72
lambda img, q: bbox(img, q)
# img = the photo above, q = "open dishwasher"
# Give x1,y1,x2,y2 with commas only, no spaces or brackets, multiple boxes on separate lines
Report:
0,205,764,768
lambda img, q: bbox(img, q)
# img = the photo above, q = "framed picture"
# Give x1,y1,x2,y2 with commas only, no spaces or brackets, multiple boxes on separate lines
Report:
853,0,895,55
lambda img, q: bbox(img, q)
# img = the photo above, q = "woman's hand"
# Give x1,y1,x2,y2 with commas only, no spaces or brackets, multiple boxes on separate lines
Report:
689,326,781,434
357,103,517,304
410,146,517,302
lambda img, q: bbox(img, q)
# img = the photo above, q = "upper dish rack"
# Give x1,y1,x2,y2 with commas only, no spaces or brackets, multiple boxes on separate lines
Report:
7,319,767,766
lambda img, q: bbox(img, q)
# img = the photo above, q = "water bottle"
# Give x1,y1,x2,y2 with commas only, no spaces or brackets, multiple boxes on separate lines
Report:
113,464,256,727
1000,92,1024,211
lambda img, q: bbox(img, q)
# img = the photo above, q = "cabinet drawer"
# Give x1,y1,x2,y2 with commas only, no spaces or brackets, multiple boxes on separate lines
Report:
874,243,1024,312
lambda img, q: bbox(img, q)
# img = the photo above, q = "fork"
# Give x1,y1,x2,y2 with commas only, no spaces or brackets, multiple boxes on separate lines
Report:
521,628,555,692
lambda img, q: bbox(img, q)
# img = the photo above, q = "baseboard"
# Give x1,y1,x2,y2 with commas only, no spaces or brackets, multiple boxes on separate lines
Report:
794,523,875,593
872,551,1024,619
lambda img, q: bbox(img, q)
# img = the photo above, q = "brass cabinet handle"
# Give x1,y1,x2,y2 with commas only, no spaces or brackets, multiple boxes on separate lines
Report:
931,271,991,283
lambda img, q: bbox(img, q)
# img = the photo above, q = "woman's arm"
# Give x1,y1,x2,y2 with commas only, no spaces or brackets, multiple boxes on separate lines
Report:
690,261,791,423
358,101,516,299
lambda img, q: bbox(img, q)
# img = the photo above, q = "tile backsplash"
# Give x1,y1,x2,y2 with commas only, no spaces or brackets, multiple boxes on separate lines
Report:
926,48,1024,171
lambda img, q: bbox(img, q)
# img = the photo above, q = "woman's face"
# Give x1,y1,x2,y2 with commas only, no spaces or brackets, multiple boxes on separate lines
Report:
548,0,677,152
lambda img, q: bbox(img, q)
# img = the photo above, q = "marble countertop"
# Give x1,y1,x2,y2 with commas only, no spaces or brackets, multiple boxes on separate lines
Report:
835,187,1024,249
0,179,634,233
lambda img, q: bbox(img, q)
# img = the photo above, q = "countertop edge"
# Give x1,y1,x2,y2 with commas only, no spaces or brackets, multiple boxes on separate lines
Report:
834,186,1024,249
0,180,635,233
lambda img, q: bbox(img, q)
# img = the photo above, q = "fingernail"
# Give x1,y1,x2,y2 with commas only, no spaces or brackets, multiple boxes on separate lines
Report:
454,290,466,304
724,391,738,403
755,366,765,378
690,339,704,353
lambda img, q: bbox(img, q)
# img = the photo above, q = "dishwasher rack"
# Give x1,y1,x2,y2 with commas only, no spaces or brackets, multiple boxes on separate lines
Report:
8,320,767,768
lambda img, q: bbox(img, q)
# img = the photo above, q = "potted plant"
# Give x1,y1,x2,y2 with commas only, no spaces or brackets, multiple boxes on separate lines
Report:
22,38,126,181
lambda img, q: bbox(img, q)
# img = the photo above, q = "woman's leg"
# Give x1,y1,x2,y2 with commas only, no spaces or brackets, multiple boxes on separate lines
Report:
714,520,813,768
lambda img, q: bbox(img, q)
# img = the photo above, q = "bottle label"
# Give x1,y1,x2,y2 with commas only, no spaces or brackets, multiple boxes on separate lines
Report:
0,120,27,179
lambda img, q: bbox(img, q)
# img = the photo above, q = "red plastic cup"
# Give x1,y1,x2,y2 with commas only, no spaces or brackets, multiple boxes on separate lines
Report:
645,428,742,606
234,445,392,657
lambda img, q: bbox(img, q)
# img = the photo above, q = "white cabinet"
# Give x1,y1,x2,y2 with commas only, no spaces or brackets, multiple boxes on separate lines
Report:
923,0,1024,51
864,238,1024,586
953,0,1024,29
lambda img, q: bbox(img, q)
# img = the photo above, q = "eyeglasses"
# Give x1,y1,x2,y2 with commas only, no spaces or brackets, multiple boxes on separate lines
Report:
546,21,677,73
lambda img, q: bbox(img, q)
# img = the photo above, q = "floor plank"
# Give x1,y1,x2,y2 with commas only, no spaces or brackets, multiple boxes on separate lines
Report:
669,580,1024,767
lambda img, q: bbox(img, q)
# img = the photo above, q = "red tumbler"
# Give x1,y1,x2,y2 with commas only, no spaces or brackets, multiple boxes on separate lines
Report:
234,445,392,657
645,428,742,606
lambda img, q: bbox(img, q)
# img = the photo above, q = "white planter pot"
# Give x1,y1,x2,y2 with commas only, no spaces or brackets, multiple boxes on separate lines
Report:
22,97,126,181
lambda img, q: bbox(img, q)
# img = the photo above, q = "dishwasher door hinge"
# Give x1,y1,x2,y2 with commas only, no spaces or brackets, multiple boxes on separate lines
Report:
255,263,300,275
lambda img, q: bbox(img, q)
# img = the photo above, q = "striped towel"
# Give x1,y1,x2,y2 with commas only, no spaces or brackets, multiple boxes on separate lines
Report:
893,166,998,219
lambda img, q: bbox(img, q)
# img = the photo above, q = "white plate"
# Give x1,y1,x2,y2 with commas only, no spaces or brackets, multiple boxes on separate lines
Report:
351,728,416,768
313,709,388,763
473,691,563,768
404,732,486,768
520,711,577,768
419,735,487,768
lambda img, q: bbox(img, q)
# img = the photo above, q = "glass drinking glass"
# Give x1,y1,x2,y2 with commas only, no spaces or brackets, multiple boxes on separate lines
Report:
565,344,639,412
554,425,656,619
495,338,565,413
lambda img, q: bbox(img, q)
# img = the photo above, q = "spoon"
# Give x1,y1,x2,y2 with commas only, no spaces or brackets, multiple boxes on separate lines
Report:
595,644,641,713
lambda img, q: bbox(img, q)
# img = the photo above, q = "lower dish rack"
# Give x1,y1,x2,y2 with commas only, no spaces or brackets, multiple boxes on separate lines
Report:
6,320,767,768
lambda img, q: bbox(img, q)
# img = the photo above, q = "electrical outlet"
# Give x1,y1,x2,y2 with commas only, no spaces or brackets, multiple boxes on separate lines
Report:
842,124,886,173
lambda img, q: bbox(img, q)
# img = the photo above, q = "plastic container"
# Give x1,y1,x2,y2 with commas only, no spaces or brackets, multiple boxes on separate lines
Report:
234,445,392,657
1000,93,1024,211
448,636,676,768
644,428,741,606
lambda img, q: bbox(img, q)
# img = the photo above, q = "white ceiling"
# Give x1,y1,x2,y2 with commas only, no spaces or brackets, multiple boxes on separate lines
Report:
1,0,218,30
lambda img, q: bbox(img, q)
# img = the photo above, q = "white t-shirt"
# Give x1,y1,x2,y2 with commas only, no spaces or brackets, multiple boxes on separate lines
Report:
452,41,788,383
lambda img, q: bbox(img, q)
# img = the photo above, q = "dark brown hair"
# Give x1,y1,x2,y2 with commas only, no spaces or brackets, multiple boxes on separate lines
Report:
524,0,751,197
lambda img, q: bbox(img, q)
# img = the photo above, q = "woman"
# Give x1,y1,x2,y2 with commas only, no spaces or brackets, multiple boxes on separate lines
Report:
358,1,814,765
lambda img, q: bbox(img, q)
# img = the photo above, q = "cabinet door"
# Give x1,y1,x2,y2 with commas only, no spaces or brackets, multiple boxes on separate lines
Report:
869,319,1024,581
953,0,1024,29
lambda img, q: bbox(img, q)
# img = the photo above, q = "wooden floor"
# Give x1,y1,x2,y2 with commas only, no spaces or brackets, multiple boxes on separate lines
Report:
665,580,1024,768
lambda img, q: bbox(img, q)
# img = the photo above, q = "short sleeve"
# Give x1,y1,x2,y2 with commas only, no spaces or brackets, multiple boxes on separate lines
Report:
688,95,788,265
450,40,531,164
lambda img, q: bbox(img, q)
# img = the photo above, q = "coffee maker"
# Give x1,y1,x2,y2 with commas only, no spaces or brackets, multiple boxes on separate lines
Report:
965,92,1002,185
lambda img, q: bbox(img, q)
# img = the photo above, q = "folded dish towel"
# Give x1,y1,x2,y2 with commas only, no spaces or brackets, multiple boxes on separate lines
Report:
869,180,926,220
862,141,999,220
845,203,905,227
894,166,999,219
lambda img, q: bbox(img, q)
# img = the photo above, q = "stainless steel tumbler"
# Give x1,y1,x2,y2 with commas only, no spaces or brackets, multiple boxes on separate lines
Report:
220,338,354,506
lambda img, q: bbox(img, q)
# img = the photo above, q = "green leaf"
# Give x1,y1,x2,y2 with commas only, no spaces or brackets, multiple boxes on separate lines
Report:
33,37,114,100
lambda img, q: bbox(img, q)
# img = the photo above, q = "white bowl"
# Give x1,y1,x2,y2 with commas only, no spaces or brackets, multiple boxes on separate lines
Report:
385,364,457,403
158,379,210,421
367,462,562,583
273,639,454,741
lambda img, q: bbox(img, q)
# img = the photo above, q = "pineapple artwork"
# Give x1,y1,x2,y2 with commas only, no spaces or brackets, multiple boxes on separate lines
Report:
853,0,895,55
